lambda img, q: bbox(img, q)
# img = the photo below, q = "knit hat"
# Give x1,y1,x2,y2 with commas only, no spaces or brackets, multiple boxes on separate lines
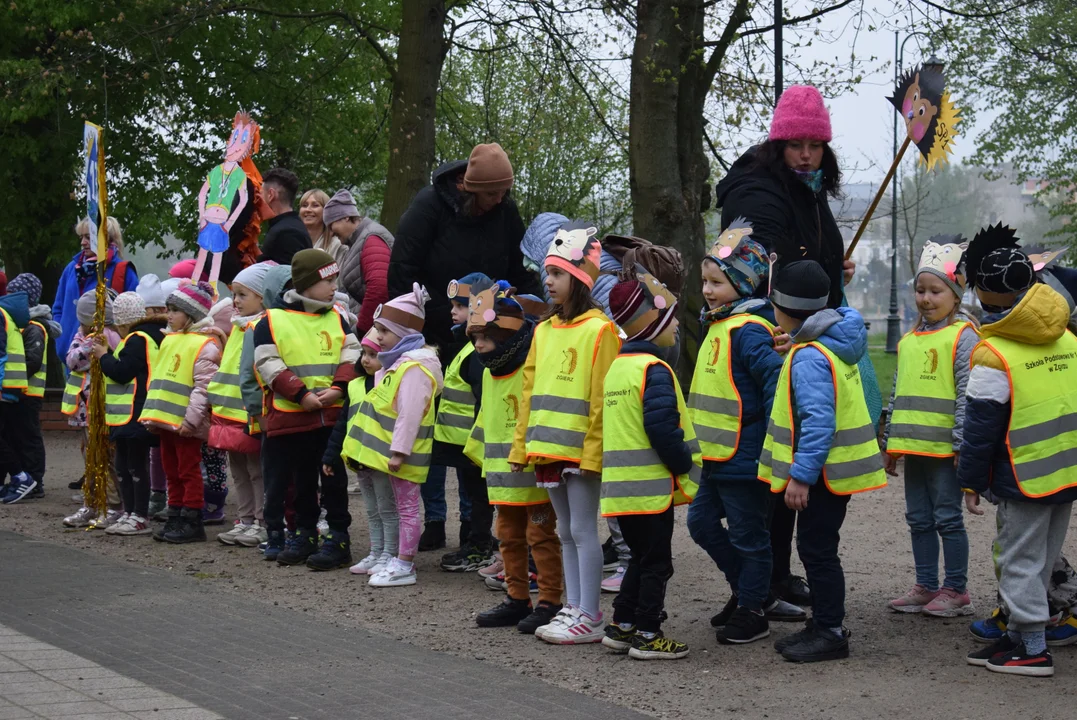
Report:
232,261,277,297
769,85,833,142
706,219,773,298
77,289,114,326
447,272,494,307
159,277,181,302
113,292,145,327
167,280,216,322
169,258,209,282
770,260,831,319
374,282,428,338
545,219,602,289
360,326,381,353
290,249,339,293
916,235,968,299
964,223,1036,302
135,273,167,308
608,266,679,342
462,143,514,192
322,189,359,226
7,273,42,306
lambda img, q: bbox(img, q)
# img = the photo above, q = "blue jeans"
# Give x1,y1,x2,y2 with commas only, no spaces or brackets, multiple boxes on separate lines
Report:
903,454,969,592
687,471,773,611
420,465,471,523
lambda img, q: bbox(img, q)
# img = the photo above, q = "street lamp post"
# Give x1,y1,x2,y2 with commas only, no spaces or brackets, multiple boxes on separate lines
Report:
886,31,944,353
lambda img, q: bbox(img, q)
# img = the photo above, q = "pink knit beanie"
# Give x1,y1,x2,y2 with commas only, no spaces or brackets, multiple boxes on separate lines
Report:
769,86,832,142
373,282,428,338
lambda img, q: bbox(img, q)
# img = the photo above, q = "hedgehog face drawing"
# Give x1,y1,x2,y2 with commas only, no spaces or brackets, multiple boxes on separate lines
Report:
616,265,678,339
170,353,182,374
504,394,520,421
561,347,578,376
919,236,968,288
900,73,938,143
318,331,333,351
923,348,939,375
887,64,958,168
547,223,601,282
467,284,500,333
707,217,753,261
708,337,721,367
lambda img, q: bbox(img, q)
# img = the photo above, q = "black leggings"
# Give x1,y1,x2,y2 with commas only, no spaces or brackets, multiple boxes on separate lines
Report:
115,436,151,517
770,497,797,584
457,462,492,546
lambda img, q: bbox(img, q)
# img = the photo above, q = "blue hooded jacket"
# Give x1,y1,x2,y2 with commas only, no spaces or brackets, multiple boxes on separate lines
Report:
0,292,31,401
786,307,868,485
52,248,139,365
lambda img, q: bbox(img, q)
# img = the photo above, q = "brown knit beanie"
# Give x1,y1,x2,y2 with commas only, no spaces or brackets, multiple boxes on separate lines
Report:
291,248,339,293
462,143,514,192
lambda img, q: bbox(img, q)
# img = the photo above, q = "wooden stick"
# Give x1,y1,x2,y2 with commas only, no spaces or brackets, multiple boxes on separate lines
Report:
845,135,911,260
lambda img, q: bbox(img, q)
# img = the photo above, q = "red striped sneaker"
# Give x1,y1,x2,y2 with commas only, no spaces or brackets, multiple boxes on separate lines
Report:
986,644,1053,677
539,608,604,645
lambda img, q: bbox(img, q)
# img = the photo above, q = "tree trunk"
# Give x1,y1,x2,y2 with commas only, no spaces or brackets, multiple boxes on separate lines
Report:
379,0,447,233
629,0,709,374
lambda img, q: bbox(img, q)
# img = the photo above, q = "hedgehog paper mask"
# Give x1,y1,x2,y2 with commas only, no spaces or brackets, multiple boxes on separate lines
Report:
918,235,968,294
545,222,601,287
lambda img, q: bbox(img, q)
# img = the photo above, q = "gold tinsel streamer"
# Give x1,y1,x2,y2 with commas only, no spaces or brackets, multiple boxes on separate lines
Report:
81,123,111,520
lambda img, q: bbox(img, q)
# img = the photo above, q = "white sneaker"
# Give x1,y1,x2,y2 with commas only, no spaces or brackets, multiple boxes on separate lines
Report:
63,506,96,528
535,607,577,640
540,608,604,645
235,521,267,547
369,557,417,587
104,512,131,534
350,553,380,575
367,552,393,575
601,566,626,593
112,514,152,536
217,520,251,545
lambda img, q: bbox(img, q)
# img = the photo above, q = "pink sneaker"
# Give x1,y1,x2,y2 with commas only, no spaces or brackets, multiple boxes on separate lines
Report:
888,584,939,613
478,554,504,579
601,566,626,593
922,587,973,617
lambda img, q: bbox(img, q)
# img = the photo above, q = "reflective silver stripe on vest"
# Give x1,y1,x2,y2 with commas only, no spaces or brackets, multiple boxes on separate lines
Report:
442,387,474,405
688,465,702,483
348,401,361,421
1008,411,1077,449
600,478,673,498
363,434,431,467
361,402,434,440
207,392,246,411
436,412,474,429
893,396,954,414
833,424,878,447
486,471,537,489
888,423,952,444
825,455,882,481
688,393,739,415
212,372,240,385
472,426,485,442
1013,446,1077,482
485,442,512,460
152,379,192,395
761,448,791,479
105,404,132,415
525,425,587,448
695,425,738,448
603,448,661,467
769,425,793,446
142,398,187,418
531,394,590,416
290,363,339,376
4,371,27,381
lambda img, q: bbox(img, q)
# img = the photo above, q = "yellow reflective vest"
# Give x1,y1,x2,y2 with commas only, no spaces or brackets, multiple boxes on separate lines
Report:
888,322,971,457
689,314,774,461
23,321,48,398
600,354,701,516
1,308,27,391
340,375,374,467
759,341,887,495
434,343,477,446
264,309,345,412
468,367,548,506
105,331,159,426
355,361,438,483
979,332,1077,498
139,333,212,430
208,322,260,432
61,371,87,415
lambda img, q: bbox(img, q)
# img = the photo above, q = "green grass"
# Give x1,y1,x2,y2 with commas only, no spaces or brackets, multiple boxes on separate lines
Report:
868,347,898,401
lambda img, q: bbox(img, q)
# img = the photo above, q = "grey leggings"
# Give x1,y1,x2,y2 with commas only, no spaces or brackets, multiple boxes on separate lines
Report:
547,471,603,620
360,470,399,557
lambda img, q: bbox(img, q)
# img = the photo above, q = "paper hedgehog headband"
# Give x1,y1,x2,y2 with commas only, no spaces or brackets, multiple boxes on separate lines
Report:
706,217,775,297
466,279,549,336
613,264,678,341
545,220,601,289
964,223,1037,304
917,234,968,298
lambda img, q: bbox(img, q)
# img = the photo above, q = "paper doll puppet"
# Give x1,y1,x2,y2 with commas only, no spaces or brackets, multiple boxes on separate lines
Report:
887,65,961,170
194,111,262,286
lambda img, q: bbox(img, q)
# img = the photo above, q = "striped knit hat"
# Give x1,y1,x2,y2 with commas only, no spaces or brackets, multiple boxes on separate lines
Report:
167,280,216,322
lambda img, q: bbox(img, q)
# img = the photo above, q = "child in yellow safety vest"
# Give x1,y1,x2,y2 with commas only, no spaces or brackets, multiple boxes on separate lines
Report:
140,280,224,544
136,273,172,520
509,219,621,645
437,273,494,573
959,226,1077,677
0,281,36,505
881,236,978,618
92,291,165,536
685,221,799,645
465,279,565,634
61,290,123,529
598,270,699,661
759,260,886,663
350,282,444,588
209,261,276,549
323,327,399,576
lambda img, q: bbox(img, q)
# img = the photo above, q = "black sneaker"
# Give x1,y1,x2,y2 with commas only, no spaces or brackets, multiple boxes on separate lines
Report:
780,625,849,663
476,597,533,628
153,507,182,542
764,595,808,622
986,643,1054,677
276,530,318,565
68,475,85,490
306,531,352,571
967,634,1017,667
710,594,739,628
774,574,812,606
263,530,288,561
163,508,206,544
601,624,636,653
774,619,815,653
27,484,44,499
602,537,620,571
517,601,562,635
628,632,690,660
418,521,446,551
717,607,770,645
440,543,495,572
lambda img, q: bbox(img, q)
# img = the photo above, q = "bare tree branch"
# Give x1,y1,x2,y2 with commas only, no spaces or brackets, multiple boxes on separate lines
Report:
734,0,857,40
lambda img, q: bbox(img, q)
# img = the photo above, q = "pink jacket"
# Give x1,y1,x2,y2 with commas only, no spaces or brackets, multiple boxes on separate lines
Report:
374,345,444,457
67,327,120,373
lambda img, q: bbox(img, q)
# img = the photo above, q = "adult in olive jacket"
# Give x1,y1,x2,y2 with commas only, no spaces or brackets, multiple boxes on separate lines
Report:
387,143,541,361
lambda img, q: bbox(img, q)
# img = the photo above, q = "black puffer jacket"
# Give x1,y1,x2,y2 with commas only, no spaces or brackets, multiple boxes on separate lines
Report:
388,160,541,362
99,317,167,441
715,146,846,309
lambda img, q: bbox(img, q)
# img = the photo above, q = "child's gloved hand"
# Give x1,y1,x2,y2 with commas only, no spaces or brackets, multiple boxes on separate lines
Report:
964,491,984,516
882,451,899,477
